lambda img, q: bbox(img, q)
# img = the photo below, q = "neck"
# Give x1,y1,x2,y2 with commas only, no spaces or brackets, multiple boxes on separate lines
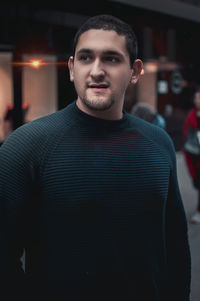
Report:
76,99,123,121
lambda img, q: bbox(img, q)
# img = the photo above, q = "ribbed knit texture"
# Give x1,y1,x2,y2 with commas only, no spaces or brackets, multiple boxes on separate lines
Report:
0,101,191,301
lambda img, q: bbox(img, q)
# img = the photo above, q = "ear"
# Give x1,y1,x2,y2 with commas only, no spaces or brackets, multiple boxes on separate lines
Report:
68,56,74,82
130,59,143,85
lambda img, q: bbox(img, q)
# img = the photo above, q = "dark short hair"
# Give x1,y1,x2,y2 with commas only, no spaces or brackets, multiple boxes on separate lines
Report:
131,103,156,123
72,14,138,67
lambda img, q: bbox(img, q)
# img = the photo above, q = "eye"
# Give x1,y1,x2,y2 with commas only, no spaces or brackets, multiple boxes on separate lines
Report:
104,56,120,63
78,55,92,62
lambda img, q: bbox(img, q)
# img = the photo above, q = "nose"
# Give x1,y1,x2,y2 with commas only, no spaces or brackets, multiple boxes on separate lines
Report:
90,59,105,80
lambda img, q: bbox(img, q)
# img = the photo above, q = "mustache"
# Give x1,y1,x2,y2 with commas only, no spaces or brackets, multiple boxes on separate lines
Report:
86,80,110,87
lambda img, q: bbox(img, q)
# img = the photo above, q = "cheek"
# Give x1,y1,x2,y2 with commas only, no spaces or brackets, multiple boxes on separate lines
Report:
115,74,131,91
73,79,83,93
73,74,86,96
73,70,83,85
115,69,132,84
73,67,88,85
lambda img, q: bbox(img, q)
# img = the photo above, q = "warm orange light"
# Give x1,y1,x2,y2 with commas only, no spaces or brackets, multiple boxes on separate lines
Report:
30,60,41,68
11,60,68,67
141,68,145,75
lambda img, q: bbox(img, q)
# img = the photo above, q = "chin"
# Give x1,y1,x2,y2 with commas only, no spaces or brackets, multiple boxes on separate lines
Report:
82,98,114,111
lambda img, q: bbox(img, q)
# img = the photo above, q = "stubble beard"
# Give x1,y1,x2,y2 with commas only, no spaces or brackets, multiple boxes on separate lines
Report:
80,95,115,112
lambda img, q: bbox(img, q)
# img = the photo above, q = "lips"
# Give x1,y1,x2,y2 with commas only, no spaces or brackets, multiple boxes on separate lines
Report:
88,83,109,89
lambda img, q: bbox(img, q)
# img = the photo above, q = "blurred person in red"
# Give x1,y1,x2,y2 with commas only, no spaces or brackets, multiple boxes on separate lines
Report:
183,87,200,223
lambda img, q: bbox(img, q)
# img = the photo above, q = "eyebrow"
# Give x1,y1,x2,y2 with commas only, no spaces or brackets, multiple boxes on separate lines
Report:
76,48,92,55
76,48,124,58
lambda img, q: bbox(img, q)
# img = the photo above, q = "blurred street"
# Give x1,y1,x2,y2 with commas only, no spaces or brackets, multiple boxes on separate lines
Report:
176,151,200,301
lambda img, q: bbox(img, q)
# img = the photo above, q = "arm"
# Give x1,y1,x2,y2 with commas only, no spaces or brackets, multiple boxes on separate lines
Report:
165,149,191,301
0,126,39,300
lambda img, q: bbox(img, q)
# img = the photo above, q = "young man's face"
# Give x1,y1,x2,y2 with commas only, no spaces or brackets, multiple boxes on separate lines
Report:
68,29,142,119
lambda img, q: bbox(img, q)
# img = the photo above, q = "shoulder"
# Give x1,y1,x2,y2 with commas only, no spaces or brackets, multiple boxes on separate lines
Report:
126,112,176,165
0,105,73,161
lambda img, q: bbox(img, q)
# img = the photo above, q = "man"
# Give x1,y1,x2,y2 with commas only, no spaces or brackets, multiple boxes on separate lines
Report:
0,14,191,301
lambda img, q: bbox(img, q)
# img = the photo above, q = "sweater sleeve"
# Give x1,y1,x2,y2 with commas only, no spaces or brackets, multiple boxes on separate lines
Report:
165,143,191,301
0,125,44,300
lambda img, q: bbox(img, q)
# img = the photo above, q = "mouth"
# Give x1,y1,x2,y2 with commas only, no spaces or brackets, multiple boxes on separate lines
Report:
88,83,109,90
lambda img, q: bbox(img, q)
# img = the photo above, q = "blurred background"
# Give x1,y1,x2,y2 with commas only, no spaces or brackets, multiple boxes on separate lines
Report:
1,0,200,147
1,1,200,300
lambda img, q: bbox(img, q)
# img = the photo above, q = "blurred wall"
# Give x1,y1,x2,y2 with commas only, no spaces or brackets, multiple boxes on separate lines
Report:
0,52,13,141
23,54,58,122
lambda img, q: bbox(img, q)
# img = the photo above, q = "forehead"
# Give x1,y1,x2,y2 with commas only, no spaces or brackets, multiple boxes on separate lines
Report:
75,29,128,57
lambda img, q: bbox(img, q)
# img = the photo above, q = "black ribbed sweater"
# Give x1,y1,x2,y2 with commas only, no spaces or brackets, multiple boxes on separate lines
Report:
0,101,191,301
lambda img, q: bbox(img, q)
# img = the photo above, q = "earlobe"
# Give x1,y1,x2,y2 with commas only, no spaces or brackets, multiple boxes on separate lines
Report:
68,56,74,82
130,59,143,84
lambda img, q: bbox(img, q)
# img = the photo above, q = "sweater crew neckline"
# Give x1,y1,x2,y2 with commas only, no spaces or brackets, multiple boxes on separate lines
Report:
70,101,129,130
